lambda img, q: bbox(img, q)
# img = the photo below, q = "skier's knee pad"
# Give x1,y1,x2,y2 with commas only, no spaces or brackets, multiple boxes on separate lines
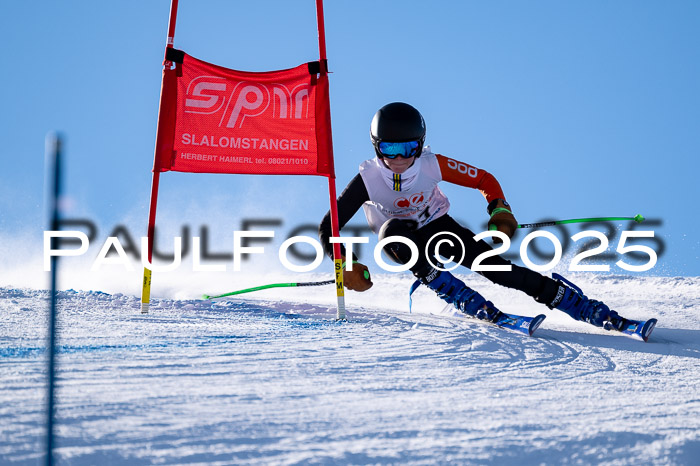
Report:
378,219,419,265
378,218,417,239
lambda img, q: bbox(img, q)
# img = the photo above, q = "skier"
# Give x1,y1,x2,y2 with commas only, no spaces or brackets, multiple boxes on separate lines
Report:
318,101,630,331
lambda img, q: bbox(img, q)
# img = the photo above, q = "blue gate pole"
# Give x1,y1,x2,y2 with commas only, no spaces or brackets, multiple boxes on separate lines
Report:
45,132,63,466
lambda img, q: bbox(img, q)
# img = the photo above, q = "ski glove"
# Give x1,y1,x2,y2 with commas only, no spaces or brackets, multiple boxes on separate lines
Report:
487,199,517,243
343,259,373,292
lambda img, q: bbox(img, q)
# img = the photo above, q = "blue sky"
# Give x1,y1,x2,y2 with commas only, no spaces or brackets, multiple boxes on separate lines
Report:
1,0,699,286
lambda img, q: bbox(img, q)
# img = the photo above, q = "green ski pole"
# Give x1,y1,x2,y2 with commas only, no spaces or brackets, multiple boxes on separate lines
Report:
516,214,644,229
204,262,371,300
204,279,335,300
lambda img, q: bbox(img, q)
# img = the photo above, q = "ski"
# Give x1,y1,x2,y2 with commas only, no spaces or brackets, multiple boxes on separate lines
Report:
605,317,658,342
491,312,547,336
437,302,547,337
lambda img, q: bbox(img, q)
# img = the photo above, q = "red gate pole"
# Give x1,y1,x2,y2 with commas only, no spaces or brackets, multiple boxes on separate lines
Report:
315,0,346,320
141,0,179,314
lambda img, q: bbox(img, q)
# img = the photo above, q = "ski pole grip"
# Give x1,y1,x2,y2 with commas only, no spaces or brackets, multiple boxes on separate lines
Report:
342,260,370,279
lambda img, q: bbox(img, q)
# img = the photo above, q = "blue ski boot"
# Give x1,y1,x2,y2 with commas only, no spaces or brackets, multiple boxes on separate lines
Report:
550,273,621,328
416,269,501,321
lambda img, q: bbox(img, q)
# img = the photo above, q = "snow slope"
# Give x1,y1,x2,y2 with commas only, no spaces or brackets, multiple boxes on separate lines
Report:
1,274,699,465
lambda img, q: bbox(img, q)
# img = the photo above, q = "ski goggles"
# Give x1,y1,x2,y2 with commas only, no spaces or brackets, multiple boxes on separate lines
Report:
377,140,422,159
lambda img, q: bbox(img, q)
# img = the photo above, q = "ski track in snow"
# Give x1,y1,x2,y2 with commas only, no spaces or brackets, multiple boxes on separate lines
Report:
1,275,699,465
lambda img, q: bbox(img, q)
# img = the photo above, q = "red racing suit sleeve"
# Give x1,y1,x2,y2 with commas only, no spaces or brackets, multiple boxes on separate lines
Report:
436,154,506,203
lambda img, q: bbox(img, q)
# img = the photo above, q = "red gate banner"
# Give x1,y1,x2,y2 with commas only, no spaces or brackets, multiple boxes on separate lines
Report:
153,50,333,177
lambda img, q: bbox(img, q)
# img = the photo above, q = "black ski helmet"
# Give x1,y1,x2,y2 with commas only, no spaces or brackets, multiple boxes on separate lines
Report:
370,102,426,158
